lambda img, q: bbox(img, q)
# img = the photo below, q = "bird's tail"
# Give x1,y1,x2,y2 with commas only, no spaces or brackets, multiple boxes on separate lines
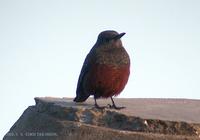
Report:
73,93,90,102
74,86,90,102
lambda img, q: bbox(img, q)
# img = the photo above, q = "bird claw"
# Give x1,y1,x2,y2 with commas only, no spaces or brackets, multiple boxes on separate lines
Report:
107,104,112,108
107,104,126,110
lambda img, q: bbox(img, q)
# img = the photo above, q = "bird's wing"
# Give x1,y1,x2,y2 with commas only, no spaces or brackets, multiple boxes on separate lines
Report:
74,48,96,102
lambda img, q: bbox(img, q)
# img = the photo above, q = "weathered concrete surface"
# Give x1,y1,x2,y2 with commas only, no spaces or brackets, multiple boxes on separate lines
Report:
77,97,200,123
3,97,200,140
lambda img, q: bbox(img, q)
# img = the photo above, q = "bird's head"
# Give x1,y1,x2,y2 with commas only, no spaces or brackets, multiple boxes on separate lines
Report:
96,30,126,47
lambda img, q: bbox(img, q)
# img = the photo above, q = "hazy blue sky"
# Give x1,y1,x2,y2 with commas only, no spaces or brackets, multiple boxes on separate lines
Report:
0,0,200,138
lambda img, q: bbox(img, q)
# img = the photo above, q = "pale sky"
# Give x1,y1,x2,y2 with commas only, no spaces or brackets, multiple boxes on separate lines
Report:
0,0,200,138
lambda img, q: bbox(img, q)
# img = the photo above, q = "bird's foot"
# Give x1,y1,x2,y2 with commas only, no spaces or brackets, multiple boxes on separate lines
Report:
95,104,107,109
107,104,126,110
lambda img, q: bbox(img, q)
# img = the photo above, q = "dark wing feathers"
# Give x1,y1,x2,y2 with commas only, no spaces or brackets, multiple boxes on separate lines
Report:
74,49,95,102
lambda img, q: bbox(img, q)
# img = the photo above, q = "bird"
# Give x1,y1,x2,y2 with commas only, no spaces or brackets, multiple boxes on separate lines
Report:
73,30,130,109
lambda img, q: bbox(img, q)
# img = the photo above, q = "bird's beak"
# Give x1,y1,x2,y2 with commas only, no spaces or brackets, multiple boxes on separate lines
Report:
113,32,126,40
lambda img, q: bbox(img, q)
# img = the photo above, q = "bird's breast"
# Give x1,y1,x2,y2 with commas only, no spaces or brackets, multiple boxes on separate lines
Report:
95,47,130,67
85,63,130,98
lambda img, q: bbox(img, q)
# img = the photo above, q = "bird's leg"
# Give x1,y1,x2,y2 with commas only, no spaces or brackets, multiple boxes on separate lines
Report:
94,98,106,109
109,97,125,110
